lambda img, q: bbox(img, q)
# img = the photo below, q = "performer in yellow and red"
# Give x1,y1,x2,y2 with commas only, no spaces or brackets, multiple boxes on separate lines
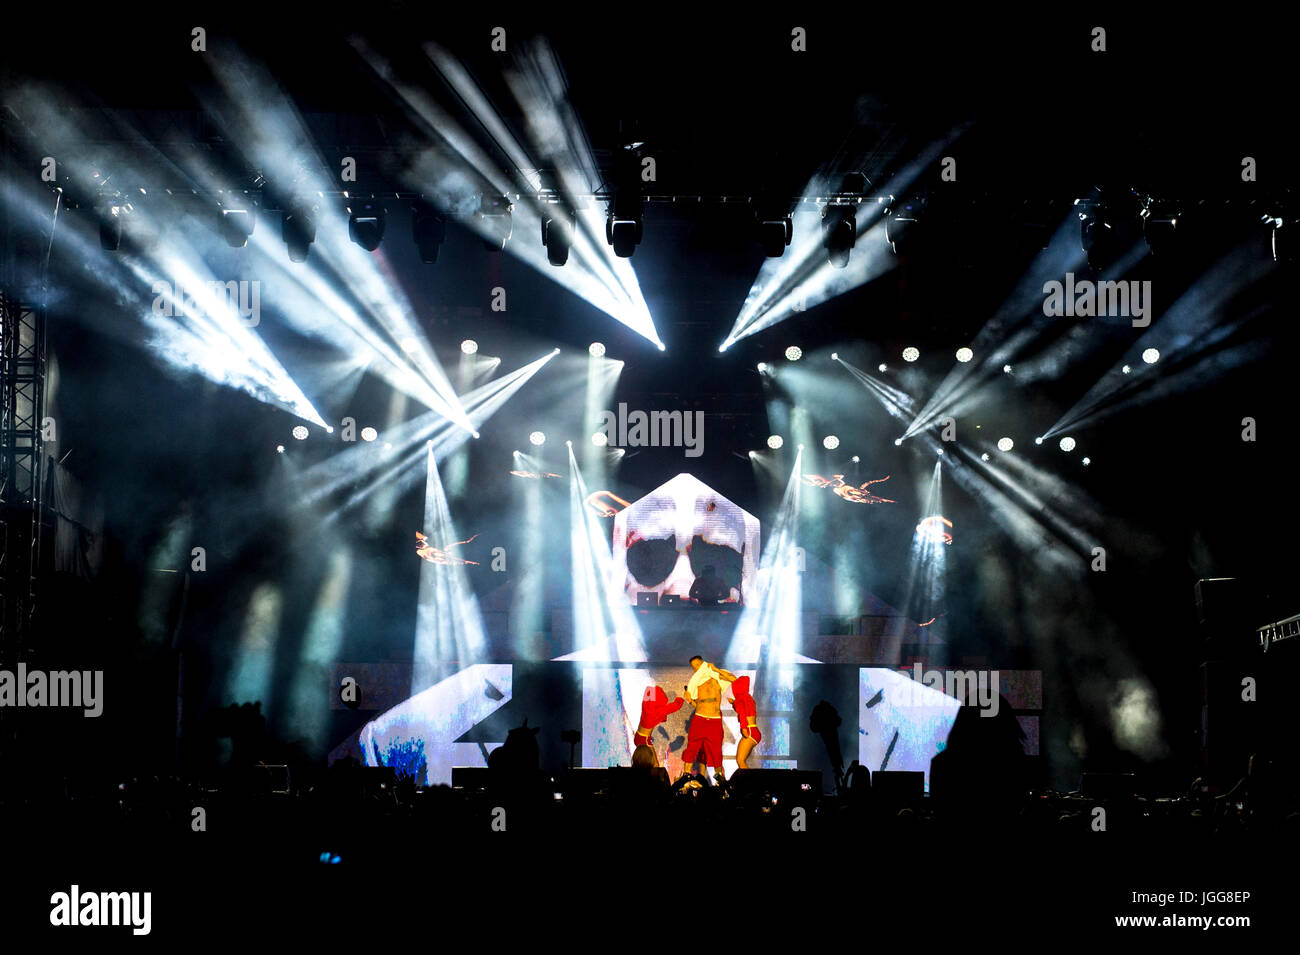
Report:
633,684,684,752
729,675,761,768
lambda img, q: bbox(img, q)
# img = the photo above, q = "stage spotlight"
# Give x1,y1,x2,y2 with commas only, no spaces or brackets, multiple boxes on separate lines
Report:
347,198,386,251
326,426,334,434
878,363,887,372
1034,437,1043,445
542,208,575,266
831,352,839,360
755,195,794,257
292,426,309,440
937,448,944,455
851,455,859,463
361,427,378,442
1142,348,1160,364
478,193,514,251
956,347,973,363
412,201,447,264
894,438,903,446
1122,364,1132,374
798,444,804,451
981,452,989,461
1003,364,1012,374
1059,436,1076,451
767,435,784,450
823,435,839,449
276,445,285,454
1082,457,1092,466
997,437,1014,451
885,193,926,255
903,347,919,362
757,362,769,373
529,431,546,446
98,200,132,251
606,146,645,258
785,346,803,361
282,199,317,263
217,205,256,249
822,172,866,268
565,439,573,448
589,342,606,358
591,432,608,447
461,340,480,355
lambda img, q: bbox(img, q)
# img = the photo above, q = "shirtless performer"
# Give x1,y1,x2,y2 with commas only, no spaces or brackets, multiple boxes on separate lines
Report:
680,655,737,785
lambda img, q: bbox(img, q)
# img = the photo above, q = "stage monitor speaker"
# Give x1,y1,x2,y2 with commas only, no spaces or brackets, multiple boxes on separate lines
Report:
1079,772,1137,799
557,768,616,796
637,592,659,607
872,771,924,804
728,768,820,805
451,767,491,790
660,593,684,606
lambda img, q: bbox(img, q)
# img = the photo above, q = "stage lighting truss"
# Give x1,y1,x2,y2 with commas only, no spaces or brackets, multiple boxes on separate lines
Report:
820,173,867,269
478,193,514,251
411,200,447,264
346,195,386,252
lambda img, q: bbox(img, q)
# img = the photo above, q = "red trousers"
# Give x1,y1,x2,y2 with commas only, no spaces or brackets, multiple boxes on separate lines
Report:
681,715,723,769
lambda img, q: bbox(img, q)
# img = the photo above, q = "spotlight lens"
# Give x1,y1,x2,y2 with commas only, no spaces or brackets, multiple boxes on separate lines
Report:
831,352,839,360
893,438,903,446
529,431,546,446
956,347,973,363
851,455,860,463
589,342,606,358
767,435,784,450
757,362,768,373
903,347,920,362
1122,365,1132,374
1059,436,1076,452
591,432,608,446
1082,457,1091,466
461,339,478,355
823,435,839,450
981,452,989,461
997,437,1014,452
1003,364,1012,374
785,346,803,361
1142,348,1160,364
276,445,285,453
878,363,888,373
292,426,309,440
1034,437,1043,445
361,427,378,442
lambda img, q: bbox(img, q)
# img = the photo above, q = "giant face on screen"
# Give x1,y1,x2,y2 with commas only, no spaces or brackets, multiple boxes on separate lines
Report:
610,473,760,604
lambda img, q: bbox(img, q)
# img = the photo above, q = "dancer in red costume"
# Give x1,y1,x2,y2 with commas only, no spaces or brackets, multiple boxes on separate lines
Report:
633,684,683,752
729,675,761,768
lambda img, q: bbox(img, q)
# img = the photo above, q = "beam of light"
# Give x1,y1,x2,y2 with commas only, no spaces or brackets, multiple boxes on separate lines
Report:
363,389,412,532
136,509,193,646
224,582,284,707
285,548,353,752
1040,245,1276,439
556,445,646,661
512,452,547,658
583,353,624,479
727,448,817,667
835,355,920,432
292,348,558,519
889,461,948,656
900,211,1086,438
348,37,664,349
719,133,965,350
411,445,488,694
199,52,477,433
